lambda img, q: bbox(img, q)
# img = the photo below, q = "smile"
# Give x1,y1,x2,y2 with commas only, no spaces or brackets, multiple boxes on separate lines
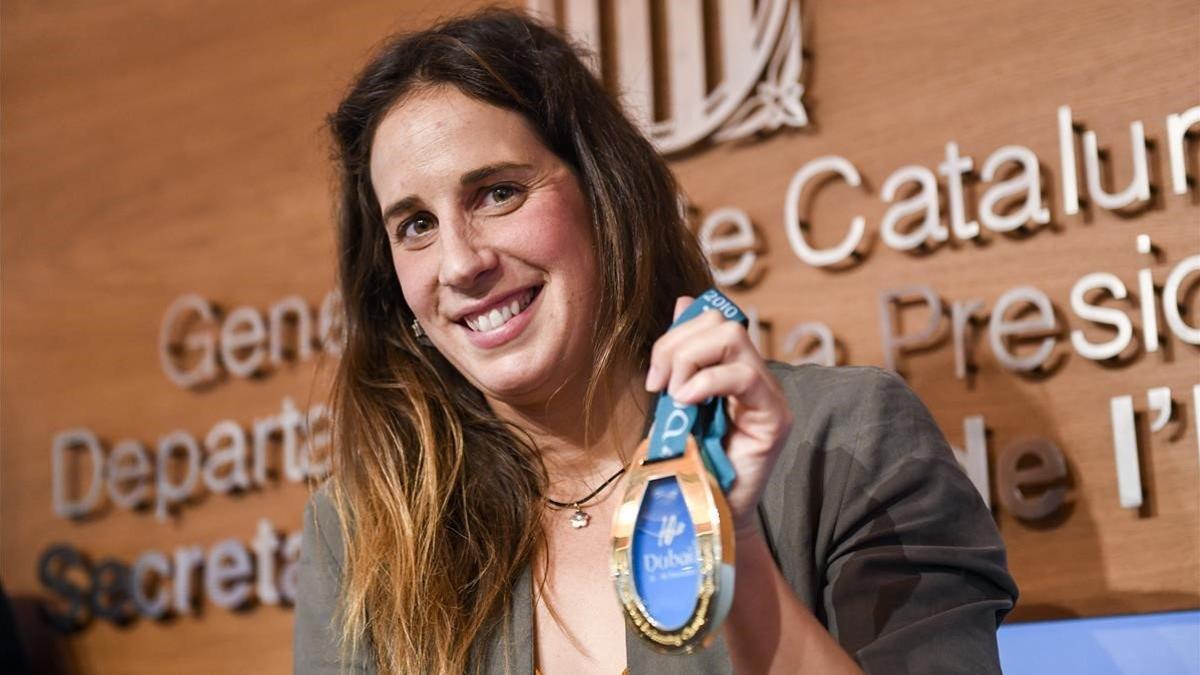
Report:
460,285,542,340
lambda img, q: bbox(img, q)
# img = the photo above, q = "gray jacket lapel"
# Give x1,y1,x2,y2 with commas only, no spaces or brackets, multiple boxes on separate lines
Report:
477,564,535,675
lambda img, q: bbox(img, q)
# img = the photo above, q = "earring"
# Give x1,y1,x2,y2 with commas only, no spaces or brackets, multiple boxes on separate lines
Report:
411,319,432,345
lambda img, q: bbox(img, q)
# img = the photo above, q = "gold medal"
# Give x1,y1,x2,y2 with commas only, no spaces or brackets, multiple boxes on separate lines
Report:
610,288,746,653
610,434,736,653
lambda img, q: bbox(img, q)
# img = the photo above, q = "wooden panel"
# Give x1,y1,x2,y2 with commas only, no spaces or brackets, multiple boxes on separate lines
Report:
665,0,707,130
667,0,1200,622
0,2,493,674
563,0,602,75
1,0,1197,672
614,0,654,129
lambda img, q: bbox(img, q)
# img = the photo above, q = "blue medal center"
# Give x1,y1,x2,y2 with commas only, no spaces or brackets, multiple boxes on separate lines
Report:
631,476,702,631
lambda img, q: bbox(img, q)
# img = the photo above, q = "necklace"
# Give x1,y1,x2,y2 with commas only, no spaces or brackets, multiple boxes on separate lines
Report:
545,464,627,529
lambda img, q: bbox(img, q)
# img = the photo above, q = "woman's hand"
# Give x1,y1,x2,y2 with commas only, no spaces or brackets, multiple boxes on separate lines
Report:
644,296,793,536
645,296,862,674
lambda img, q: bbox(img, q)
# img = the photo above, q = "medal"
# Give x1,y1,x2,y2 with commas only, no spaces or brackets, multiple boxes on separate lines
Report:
610,289,746,653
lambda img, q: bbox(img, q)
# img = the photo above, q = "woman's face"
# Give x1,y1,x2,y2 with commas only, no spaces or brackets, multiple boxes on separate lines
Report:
370,84,600,406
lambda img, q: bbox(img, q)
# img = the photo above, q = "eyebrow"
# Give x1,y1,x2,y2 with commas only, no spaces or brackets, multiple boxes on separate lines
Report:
380,161,535,224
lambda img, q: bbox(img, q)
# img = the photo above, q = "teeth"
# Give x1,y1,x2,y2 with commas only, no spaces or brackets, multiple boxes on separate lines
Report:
464,288,538,332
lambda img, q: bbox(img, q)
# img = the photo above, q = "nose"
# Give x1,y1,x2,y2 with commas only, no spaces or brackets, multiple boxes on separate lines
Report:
437,219,498,289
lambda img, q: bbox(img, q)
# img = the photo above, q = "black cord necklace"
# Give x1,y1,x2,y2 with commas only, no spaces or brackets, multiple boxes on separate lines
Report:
546,464,627,530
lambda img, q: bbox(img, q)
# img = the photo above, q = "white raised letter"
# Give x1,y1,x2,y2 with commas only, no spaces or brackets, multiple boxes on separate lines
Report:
1166,106,1200,195
784,156,866,267
1162,255,1200,344
988,287,1057,372
878,285,943,372
1058,105,1081,216
253,519,281,605
52,428,105,519
880,165,947,250
106,440,151,510
220,306,268,379
1109,395,1142,509
939,141,979,239
155,431,201,521
1137,234,1160,353
979,146,1050,232
268,296,313,368
1147,386,1172,433
206,539,253,610
951,299,985,380
159,294,218,389
699,207,759,287
202,420,250,494
783,322,835,367
1082,121,1151,211
172,545,205,615
1070,273,1133,361
131,550,171,619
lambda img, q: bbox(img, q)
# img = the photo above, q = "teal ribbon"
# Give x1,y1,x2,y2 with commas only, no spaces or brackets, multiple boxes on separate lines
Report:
646,288,747,493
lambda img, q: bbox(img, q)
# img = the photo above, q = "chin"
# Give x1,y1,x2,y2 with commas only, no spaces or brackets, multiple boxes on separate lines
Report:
475,367,552,400
465,355,572,406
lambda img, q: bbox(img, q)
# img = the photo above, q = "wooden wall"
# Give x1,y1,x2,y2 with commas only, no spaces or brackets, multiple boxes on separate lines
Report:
2,0,1196,673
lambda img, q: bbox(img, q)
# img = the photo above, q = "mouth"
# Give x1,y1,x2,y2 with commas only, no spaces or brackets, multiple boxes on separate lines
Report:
461,285,543,333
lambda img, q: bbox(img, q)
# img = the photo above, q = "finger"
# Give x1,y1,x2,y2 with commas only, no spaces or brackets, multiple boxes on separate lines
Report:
673,361,781,413
646,296,700,391
645,309,726,391
676,364,793,442
665,321,759,397
672,295,694,321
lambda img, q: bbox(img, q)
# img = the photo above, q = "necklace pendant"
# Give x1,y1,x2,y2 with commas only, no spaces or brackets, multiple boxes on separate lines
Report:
569,509,590,529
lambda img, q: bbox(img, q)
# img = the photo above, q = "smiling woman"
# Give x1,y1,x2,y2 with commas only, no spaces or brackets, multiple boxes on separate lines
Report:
301,9,712,674
295,8,1017,675
370,85,602,402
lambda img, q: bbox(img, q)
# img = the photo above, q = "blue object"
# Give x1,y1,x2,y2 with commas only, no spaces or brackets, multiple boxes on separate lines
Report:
997,609,1200,674
646,288,747,492
630,476,701,630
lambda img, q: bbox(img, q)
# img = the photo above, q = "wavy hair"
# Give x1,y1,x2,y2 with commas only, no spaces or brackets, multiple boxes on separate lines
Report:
325,7,711,673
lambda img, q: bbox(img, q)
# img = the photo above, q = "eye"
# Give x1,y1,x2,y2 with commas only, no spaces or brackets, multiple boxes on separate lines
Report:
481,183,525,209
394,212,437,246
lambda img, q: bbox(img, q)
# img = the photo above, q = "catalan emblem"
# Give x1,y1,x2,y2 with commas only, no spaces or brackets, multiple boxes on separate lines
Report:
527,0,808,154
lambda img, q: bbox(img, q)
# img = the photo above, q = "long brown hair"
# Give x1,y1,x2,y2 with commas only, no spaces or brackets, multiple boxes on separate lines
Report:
325,8,711,673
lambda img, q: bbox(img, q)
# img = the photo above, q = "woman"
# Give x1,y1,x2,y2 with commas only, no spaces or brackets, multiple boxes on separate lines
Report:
295,8,1017,674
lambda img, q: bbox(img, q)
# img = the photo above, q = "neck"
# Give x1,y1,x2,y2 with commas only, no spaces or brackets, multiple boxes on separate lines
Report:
486,361,650,496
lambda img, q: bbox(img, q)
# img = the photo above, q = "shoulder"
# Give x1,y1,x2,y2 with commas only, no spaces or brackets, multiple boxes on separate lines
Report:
766,360,926,416
296,481,371,673
758,362,974,552
301,480,347,574
765,361,900,406
765,361,946,466
758,363,1017,666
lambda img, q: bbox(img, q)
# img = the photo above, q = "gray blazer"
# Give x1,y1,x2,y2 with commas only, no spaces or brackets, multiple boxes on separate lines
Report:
294,363,1018,674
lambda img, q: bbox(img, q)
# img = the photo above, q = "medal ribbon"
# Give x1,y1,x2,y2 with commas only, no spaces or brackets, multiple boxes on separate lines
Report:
646,288,747,492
